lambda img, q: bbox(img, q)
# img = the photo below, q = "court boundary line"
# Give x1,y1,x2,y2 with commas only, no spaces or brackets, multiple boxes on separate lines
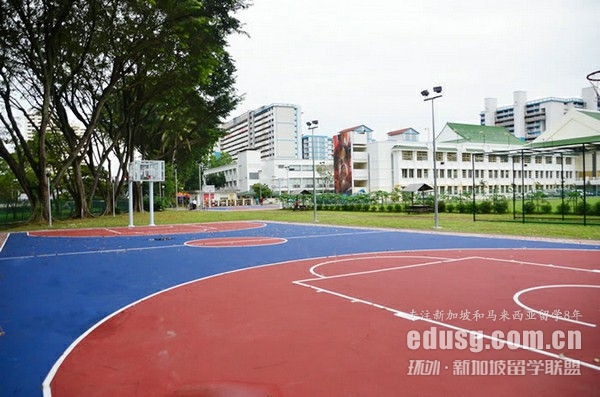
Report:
292,254,600,371
35,247,600,396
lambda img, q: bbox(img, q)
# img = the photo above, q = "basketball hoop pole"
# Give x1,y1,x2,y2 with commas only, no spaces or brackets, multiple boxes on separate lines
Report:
148,180,155,226
128,160,165,227
128,166,134,227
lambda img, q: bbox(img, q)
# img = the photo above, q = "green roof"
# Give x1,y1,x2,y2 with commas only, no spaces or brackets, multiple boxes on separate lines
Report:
444,123,524,146
392,144,427,150
528,134,600,148
579,110,600,121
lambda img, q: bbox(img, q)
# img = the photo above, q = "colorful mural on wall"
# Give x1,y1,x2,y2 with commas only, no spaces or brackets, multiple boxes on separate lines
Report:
333,130,352,194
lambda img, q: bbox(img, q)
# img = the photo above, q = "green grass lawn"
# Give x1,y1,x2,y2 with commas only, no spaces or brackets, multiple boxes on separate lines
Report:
6,207,600,242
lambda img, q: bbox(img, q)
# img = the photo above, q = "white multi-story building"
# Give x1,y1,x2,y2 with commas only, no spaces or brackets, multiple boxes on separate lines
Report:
369,122,580,196
219,103,301,161
204,105,598,203
480,87,598,141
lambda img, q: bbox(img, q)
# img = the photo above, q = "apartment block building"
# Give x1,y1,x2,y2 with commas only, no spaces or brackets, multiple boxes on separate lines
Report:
480,87,598,141
219,103,301,161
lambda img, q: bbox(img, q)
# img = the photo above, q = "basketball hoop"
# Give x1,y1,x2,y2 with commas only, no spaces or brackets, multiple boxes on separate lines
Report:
586,70,600,102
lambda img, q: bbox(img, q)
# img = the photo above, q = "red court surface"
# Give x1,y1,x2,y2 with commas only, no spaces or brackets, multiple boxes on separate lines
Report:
28,221,265,237
45,248,600,397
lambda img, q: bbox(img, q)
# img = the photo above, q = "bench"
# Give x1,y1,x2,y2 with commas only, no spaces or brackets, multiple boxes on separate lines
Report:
406,205,432,213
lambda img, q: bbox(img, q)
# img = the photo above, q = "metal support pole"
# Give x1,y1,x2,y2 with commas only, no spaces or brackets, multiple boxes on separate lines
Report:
307,120,319,222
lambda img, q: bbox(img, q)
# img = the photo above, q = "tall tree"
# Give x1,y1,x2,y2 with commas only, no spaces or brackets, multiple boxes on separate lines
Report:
0,0,247,222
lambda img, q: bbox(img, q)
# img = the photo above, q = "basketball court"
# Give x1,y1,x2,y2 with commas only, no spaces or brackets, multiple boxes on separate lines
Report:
1,221,599,396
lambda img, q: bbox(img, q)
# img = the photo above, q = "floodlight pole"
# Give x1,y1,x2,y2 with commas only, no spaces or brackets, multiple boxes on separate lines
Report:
307,120,319,222
421,87,443,229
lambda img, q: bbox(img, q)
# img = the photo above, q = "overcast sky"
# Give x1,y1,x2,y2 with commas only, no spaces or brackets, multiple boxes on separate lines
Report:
226,0,600,140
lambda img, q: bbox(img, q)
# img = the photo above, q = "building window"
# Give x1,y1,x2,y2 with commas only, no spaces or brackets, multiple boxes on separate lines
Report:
565,157,572,165
436,152,443,162
535,156,542,164
462,153,471,162
474,154,483,162
402,151,413,160
545,156,553,164
447,152,457,162
416,151,428,161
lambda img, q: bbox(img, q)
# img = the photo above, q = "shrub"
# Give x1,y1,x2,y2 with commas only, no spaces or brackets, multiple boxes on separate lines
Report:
523,201,535,214
465,201,477,213
493,199,509,214
445,203,454,213
478,201,492,214
555,203,570,215
575,202,591,215
540,203,553,214
437,200,446,213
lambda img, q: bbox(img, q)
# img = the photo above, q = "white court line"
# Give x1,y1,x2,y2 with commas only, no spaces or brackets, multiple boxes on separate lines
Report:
306,254,600,282
513,285,600,328
184,237,288,248
306,255,462,280
470,256,600,275
292,279,600,372
293,253,600,372
0,244,184,261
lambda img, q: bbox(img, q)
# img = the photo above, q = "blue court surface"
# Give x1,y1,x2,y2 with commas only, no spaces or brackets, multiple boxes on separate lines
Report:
0,221,599,396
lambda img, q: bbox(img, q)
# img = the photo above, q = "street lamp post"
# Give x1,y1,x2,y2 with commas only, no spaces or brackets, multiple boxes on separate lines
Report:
421,86,443,229
306,120,319,222
257,169,262,205
198,162,204,209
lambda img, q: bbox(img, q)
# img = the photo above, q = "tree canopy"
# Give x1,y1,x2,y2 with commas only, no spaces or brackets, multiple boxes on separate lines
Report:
0,0,247,223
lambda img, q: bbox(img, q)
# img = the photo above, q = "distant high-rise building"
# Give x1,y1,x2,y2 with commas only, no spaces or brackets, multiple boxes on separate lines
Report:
301,134,332,160
219,103,301,160
480,87,598,141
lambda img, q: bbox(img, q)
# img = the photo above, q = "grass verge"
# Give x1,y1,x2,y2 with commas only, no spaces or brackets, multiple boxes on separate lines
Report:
5,208,600,243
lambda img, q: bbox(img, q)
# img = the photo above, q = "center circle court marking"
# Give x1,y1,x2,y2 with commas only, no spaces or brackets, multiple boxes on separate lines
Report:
185,236,287,247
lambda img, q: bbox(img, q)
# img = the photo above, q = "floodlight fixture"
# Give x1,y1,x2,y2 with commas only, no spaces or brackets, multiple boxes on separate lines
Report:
433,86,442,94
420,90,429,97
